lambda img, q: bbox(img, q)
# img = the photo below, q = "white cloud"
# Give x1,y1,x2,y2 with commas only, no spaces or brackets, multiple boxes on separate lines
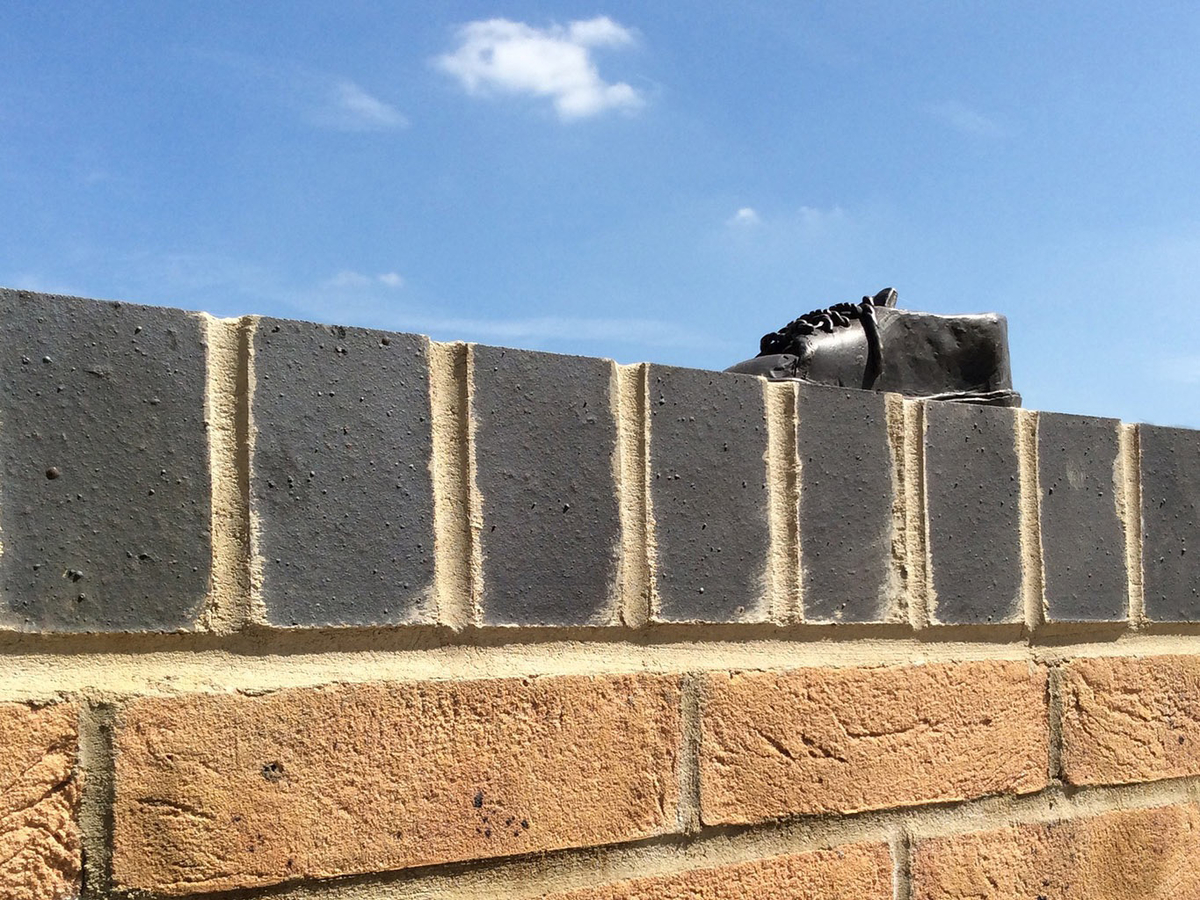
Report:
927,101,1005,138
309,79,408,131
436,16,643,120
797,205,849,232
323,270,405,290
723,205,849,239
728,207,761,226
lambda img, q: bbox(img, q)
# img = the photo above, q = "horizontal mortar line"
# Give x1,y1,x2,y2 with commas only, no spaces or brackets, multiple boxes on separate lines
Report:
0,633,1199,702
155,777,1200,900
0,616,1185,654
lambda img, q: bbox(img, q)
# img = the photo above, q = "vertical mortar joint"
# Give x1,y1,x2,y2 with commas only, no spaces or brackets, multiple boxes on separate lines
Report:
677,672,703,834
1018,409,1047,632
764,379,801,623
77,702,117,899
903,399,931,629
430,340,479,630
891,825,913,900
617,362,651,628
201,314,256,634
1119,423,1145,628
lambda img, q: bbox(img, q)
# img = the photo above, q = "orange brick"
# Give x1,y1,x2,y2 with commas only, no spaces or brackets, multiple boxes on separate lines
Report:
1061,655,1200,785
541,842,892,900
112,674,681,895
0,701,82,900
912,804,1200,899
700,660,1047,824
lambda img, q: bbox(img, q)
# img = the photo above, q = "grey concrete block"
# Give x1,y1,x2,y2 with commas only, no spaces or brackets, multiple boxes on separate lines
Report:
0,290,211,631
1037,412,1127,622
251,319,435,626
647,365,769,623
797,385,895,623
924,402,1023,624
472,346,620,626
1140,424,1200,621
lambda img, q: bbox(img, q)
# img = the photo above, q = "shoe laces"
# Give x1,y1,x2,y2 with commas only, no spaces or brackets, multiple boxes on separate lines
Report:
757,295,886,389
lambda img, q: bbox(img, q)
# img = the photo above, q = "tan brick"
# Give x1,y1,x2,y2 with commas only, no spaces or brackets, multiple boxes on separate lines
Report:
700,661,1047,824
912,804,1200,899
542,842,892,900
0,702,81,900
112,674,681,895
1061,655,1200,785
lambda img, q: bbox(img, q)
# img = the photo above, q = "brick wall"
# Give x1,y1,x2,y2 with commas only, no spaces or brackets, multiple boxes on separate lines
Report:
1,287,1199,899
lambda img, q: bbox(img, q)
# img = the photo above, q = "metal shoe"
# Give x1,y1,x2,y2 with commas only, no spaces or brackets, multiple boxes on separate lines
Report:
725,288,1020,406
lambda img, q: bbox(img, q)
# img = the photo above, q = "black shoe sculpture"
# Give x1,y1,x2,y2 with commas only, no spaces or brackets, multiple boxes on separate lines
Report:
725,288,1020,406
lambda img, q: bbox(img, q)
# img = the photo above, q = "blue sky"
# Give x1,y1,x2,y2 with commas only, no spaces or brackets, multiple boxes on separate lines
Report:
3,2,1199,427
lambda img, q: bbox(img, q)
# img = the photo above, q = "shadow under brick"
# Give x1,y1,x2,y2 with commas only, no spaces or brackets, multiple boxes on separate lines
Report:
0,290,211,632
251,318,435,627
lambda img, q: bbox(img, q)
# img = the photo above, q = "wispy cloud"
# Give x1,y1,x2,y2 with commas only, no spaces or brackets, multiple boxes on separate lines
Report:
6,273,87,297
200,50,406,132
308,79,408,131
926,100,1005,138
723,204,850,239
435,16,643,120
394,313,717,350
727,207,761,227
323,270,405,290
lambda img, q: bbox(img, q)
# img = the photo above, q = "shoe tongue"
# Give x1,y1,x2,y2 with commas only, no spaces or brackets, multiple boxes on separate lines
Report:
871,287,898,308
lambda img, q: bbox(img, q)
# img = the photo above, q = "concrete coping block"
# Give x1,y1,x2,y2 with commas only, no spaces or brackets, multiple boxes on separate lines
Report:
249,317,437,627
0,289,212,632
646,364,771,624
796,383,899,624
923,401,1024,625
1035,411,1128,622
470,345,622,626
1139,423,1200,622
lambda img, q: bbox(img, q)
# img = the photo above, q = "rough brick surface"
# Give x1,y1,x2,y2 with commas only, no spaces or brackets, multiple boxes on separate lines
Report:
1061,655,1200,785
0,702,81,900
472,346,621,625
1140,424,1200,621
251,318,435,626
797,385,895,623
112,674,681,895
647,365,769,623
700,661,1047,824
924,402,1023,624
912,804,1200,900
542,842,892,900
0,289,211,631
1037,412,1127,621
